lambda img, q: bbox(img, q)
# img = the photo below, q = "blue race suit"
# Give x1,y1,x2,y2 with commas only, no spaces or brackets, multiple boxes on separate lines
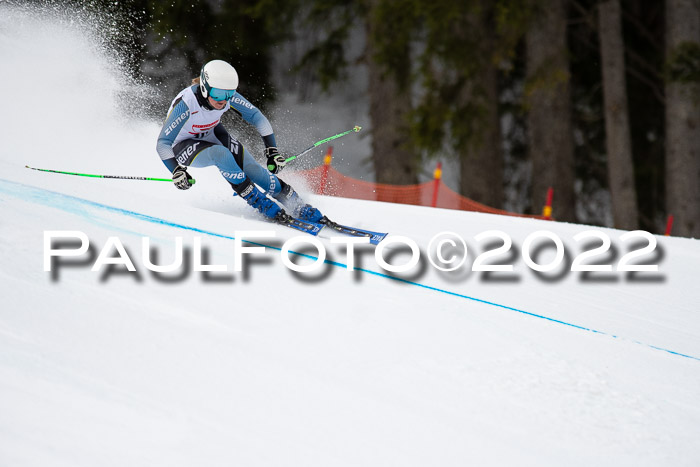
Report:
156,84,280,196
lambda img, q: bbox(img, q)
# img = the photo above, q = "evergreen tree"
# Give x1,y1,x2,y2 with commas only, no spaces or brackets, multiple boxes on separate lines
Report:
525,0,576,222
665,0,700,237
295,0,421,185
410,1,506,208
599,0,639,229
145,0,295,107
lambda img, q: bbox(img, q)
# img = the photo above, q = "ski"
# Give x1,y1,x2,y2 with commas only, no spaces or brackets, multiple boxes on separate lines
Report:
275,214,324,235
321,218,388,245
267,213,387,244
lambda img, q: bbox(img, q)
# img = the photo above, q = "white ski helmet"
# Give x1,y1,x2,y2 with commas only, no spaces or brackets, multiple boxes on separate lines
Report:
200,59,239,100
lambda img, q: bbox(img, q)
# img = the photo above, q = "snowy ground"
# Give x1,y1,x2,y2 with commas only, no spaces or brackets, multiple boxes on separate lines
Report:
1,5,699,467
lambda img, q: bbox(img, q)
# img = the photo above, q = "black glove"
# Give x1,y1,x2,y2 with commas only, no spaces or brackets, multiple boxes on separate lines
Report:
172,165,193,190
265,146,286,174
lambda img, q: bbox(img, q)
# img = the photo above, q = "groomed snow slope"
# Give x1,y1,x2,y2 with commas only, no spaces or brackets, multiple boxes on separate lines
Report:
1,5,699,467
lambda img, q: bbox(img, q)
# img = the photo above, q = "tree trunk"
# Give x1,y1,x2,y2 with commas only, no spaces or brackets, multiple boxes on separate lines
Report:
598,0,639,230
525,0,576,222
458,61,503,208
366,0,418,186
665,0,700,237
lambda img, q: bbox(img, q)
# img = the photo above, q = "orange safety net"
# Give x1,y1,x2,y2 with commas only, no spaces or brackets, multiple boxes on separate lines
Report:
295,164,545,219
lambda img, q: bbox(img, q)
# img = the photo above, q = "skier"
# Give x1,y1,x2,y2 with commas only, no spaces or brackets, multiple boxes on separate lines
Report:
155,59,323,224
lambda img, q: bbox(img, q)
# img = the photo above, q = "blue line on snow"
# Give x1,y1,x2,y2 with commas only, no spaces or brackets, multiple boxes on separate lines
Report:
3,178,699,362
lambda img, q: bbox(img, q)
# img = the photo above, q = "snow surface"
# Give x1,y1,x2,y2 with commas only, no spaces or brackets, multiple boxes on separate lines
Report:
1,5,699,467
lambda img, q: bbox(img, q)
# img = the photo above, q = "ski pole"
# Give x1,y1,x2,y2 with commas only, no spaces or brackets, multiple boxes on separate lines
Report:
268,125,362,171
25,165,196,184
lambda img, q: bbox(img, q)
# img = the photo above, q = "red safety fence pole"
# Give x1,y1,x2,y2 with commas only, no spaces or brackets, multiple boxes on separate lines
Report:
665,215,674,236
542,187,554,220
431,162,442,207
319,146,333,195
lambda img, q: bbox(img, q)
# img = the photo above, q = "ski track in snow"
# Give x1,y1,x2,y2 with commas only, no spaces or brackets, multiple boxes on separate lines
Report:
3,177,699,364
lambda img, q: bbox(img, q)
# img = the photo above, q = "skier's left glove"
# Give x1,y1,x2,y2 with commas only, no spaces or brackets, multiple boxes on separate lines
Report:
265,147,286,174
172,165,193,190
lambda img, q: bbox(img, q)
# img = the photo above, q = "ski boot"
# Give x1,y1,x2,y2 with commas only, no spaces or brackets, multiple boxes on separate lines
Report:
275,182,324,223
234,179,285,220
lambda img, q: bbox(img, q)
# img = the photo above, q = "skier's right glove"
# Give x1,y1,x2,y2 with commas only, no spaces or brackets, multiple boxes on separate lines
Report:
172,165,193,190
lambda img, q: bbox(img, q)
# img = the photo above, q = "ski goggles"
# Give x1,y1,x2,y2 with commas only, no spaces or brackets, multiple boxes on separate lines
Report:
209,87,237,101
